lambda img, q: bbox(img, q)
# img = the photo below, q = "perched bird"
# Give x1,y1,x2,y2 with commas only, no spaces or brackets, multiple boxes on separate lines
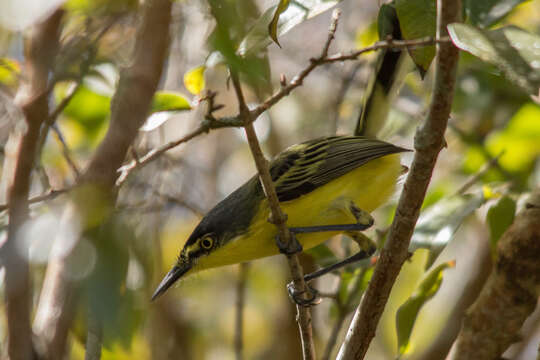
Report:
152,136,408,301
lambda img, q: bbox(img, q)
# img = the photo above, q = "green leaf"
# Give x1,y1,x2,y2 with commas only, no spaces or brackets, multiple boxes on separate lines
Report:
486,195,516,249
238,0,340,56
377,3,400,40
395,0,437,75
396,260,455,356
58,83,111,133
268,0,291,47
183,65,206,95
448,24,540,94
151,91,191,113
411,191,486,268
465,0,527,27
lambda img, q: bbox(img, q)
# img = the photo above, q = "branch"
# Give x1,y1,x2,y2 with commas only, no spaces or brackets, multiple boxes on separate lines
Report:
337,1,462,359
0,9,64,360
0,188,68,212
234,263,249,360
227,10,346,358
231,67,317,359
452,188,540,360
115,36,443,186
32,1,172,358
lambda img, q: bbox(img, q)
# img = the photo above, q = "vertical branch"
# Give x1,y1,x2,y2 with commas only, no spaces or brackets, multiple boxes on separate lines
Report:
234,262,249,360
230,72,316,360
32,0,172,358
84,314,102,360
1,9,63,360
337,1,461,359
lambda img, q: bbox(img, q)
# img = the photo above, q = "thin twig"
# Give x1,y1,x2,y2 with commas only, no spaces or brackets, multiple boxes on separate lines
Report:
456,150,505,195
0,188,69,212
337,1,462,359
234,263,249,360
114,36,443,186
115,125,208,187
230,69,316,359
449,122,515,182
227,10,346,359
51,124,81,178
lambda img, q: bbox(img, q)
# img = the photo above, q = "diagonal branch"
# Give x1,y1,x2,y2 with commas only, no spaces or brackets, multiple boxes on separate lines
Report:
0,9,64,360
115,36,443,187
337,1,462,359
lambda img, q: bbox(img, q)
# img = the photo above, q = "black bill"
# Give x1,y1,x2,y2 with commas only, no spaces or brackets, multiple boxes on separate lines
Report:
151,264,191,301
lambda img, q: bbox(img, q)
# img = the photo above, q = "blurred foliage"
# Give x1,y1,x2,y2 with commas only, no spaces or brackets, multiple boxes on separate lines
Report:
396,260,455,357
0,0,539,359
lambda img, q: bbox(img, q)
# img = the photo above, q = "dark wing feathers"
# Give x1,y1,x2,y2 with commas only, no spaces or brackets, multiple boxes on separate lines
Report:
269,136,408,202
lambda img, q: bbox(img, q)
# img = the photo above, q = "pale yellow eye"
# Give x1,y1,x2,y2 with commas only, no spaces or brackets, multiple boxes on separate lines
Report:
200,235,214,250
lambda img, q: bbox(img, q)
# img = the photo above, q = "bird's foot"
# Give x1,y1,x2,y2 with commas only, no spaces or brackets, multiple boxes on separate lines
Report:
275,232,303,256
287,282,321,307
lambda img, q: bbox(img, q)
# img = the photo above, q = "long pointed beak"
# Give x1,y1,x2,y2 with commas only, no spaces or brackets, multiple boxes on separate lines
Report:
151,264,190,301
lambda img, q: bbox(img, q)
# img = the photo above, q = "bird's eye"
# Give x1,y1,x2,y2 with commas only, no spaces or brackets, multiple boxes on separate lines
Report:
200,235,214,250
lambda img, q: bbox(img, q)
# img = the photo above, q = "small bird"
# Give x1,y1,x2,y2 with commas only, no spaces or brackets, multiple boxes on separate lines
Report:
152,136,408,301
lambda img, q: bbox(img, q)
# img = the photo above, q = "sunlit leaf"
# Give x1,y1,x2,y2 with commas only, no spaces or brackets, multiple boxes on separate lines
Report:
486,103,540,172
448,24,540,94
486,195,516,250
465,0,527,27
66,0,137,14
395,0,436,75
268,0,291,47
151,91,191,113
396,260,455,356
411,191,486,268
0,58,20,88
183,65,206,95
238,0,340,56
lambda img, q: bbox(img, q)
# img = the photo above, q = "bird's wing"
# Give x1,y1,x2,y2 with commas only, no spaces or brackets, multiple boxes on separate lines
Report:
269,136,408,202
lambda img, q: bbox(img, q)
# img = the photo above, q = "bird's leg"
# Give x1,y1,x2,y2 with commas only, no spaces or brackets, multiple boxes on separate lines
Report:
281,203,377,306
288,203,374,234
274,233,320,306
293,204,377,284
274,231,303,256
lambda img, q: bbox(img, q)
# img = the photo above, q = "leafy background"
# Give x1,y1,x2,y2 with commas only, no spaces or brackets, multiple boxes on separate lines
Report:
0,0,539,359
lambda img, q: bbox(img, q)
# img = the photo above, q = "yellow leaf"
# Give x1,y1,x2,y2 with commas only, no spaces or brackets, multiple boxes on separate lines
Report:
183,65,206,95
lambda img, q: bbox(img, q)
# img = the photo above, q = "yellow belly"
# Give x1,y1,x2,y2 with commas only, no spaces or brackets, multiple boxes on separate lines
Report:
194,153,402,271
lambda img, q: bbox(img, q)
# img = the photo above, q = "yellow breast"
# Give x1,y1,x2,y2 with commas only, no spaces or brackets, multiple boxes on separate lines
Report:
194,153,402,271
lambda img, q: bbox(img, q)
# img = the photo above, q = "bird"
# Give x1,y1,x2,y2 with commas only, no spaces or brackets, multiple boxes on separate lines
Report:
152,135,408,302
